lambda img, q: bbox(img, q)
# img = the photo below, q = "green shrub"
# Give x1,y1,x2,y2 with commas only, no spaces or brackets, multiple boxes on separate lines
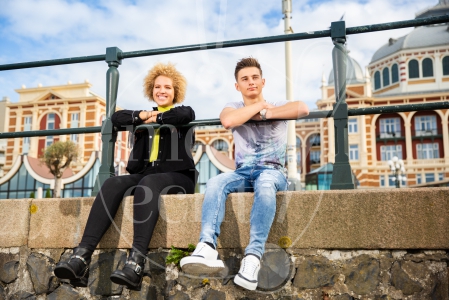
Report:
45,188,51,198
166,244,195,267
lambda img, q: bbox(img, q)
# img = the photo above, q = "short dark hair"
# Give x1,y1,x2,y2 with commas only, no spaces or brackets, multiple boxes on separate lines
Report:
234,57,262,81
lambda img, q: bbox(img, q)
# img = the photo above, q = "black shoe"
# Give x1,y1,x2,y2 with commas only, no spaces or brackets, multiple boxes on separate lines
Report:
110,250,146,291
54,247,92,287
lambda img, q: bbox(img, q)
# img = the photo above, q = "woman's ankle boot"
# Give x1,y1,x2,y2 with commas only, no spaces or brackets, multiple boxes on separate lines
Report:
54,247,92,287
110,250,146,291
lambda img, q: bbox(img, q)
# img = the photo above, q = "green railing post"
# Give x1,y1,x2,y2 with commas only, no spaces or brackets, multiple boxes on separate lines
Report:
329,21,355,190
92,47,122,196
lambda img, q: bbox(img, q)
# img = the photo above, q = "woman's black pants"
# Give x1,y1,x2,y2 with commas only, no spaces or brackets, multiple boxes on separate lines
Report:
79,167,195,254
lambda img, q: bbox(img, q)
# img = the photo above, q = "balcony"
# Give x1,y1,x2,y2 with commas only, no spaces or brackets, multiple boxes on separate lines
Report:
413,128,442,139
376,130,404,142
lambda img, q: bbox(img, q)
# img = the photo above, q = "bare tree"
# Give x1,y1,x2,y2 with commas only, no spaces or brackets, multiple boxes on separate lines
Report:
40,140,79,198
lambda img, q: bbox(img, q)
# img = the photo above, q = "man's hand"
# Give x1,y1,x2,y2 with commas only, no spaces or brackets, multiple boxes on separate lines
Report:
250,103,275,121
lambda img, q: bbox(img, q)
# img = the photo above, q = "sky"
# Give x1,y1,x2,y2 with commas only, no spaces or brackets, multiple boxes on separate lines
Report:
0,0,437,120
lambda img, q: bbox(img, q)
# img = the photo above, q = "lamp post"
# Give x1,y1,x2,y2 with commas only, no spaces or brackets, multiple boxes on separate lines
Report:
282,0,300,190
387,156,406,188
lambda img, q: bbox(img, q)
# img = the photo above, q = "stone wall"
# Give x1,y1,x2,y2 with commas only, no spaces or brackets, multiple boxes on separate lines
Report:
1,247,447,299
0,188,448,299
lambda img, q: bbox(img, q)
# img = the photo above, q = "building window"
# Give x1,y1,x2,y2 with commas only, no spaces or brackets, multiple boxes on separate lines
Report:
391,63,399,83
348,118,358,133
425,173,435,183
443,56,449,76
380,145,402,161
379,118,401,138
192,141,204,154
382,67,390,86
388,175,396,187
70,113,79,143
374,71,381,90
380,175,385,187
212,139,228,152
414,115,437,136
195,153,221,193
408,59,419,79
23,116,32,154
349,144,359,161
310,134,320,146
416,174,422,184
422,58,433,77
310,150,320,164
46,113,55,147
416,143,439,159
438,173,444,181
296,136,302,166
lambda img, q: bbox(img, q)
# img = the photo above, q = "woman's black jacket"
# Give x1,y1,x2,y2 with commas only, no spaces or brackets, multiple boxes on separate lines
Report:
111,106,197,177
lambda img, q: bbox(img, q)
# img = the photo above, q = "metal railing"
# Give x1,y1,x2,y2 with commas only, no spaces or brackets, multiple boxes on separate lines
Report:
1,14,449,193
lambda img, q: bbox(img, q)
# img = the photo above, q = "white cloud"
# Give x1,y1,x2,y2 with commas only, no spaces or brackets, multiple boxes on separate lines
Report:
0,0,437,119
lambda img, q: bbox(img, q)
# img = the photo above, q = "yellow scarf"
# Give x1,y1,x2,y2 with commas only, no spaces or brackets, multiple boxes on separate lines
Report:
150,105,174,162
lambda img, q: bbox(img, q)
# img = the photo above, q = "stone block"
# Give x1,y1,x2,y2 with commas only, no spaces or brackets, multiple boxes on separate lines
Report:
0,253,19,284
47,285,80,300
28,198,94,248
0,199,31,247
20,187,449,249
26,253,57,294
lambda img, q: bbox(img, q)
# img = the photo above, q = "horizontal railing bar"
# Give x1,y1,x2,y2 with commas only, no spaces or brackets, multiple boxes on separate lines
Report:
120,31,331,59
0,126,101,139
1,102,448,139
123,15,449,59
348,101,449,116
0,55,105,71
1,15,448,71
346,14,449,35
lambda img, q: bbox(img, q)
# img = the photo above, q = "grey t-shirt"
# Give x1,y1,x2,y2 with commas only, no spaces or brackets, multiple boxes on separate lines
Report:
224,100,289,170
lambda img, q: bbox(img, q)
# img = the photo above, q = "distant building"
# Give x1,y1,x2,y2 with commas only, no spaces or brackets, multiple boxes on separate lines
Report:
0,81,129,198
196,0,449,189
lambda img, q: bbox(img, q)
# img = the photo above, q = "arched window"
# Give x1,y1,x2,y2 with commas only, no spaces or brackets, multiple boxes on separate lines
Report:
382,67,390,86
296,136,302,166
391,64,399,83
374,71,381,90
408,59,419,79
422,58,433,77
212,139,228,152
443,56,449,76
192,141,204,153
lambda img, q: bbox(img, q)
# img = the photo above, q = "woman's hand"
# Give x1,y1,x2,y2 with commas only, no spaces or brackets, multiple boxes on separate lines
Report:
139,110,161,124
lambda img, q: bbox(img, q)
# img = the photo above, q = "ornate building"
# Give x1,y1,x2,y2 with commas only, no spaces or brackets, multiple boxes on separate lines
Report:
196,0,449,189
0,81,129,198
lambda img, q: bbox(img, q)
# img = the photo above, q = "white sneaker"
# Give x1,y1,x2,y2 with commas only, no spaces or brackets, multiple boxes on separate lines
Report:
233,255,260,290
180,242,225,275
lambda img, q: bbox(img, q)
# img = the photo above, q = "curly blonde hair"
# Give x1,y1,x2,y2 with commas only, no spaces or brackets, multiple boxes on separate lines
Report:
143,62,187,104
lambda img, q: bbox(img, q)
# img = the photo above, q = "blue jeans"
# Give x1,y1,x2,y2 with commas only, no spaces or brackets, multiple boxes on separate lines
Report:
199,165,288,258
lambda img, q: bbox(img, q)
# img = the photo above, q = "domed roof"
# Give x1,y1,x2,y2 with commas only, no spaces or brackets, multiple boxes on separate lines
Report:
416,0,449,19
371,1,449,63
328,55,365,85
371,24,449,63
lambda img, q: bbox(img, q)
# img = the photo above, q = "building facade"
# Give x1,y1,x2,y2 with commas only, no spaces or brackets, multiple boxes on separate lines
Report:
196,0,449,189
0,81,130,198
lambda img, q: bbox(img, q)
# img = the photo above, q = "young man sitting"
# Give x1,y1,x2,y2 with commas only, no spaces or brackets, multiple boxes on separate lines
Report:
181,57,309,290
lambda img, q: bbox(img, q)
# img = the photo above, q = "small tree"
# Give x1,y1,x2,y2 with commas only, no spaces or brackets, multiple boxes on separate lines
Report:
40,140,79,198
